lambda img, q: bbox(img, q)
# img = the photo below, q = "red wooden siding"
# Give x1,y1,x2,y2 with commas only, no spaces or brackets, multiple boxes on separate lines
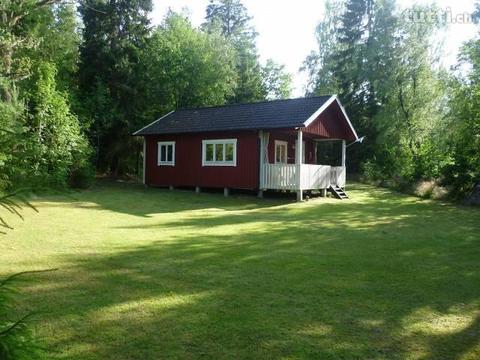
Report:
303,101,356,141
145,131,259,189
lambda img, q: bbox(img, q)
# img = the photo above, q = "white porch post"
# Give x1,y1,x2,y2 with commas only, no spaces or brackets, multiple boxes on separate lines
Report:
142,137,146,185
258,130,264,191
296,130,303,201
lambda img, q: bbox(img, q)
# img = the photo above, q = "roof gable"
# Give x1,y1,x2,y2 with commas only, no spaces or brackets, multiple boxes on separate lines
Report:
304,98,358,141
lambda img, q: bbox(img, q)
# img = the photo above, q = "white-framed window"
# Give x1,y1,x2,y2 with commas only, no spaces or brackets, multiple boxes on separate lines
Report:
275,140,288,164
157,141,175,166
202,139,237,166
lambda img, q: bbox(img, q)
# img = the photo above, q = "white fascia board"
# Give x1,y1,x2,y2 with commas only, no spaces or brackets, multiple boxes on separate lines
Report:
334,96,359,140
132,110,175,136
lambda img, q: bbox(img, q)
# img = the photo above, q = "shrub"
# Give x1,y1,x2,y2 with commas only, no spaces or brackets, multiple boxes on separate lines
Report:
69,164,95,189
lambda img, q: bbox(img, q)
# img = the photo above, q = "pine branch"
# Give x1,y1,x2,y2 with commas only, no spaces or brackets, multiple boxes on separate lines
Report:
0,313,32,337
0,216,14,230
0,189,38,231
0,201,24,220
16,195,39,213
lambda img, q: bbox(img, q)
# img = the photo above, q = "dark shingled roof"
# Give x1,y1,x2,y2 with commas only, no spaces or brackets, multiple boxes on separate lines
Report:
134,96,333,135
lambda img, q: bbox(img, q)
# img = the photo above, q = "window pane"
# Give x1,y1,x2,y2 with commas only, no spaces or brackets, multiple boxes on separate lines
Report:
167,145,173,162
225,143,234,161
215,143,224,161
276,144,286,163
206,144,214,161
160,145,166,162
276,143,287,163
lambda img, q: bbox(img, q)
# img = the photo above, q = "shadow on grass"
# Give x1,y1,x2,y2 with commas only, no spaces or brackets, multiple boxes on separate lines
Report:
43,180,289,217
8,182,480,359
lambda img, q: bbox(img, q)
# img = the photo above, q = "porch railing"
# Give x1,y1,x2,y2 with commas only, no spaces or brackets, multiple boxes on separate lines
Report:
262,163,298,190
261,164,345,190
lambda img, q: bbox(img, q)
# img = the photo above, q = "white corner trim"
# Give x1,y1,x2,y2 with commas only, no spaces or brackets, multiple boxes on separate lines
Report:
303,95,359,140
133,110,175,136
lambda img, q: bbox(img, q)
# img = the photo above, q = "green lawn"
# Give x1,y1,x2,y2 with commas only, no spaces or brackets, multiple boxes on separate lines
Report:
1,182,479,359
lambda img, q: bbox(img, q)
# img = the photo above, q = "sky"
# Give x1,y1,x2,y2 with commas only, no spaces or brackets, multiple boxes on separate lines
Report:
151,0,478,97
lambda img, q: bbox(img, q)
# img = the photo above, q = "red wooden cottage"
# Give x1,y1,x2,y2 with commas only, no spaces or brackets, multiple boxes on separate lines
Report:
134,95,358,201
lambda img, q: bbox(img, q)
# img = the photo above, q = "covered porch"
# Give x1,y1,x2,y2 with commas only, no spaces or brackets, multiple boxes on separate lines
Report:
258,129,347,201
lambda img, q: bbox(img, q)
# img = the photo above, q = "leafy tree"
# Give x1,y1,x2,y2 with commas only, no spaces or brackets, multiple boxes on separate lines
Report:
78,0,153,175
304,0,450,182
261,59,292,100
31,3,81,94
204,0,266,103
304,0,396,169
139,12,236,118
22,62,91,186
372,8,447,181
0,88,25,190
443,36,480,194
0,0,90,190
0,0,64,102
205,0,255,39
302,0,344,95
335,0,399,169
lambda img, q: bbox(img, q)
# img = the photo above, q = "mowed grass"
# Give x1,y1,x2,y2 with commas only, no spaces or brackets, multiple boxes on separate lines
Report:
1,181,480,360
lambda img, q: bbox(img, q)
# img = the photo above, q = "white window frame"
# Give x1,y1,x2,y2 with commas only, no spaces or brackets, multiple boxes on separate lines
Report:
202,139,237,167
274,140,288,164
157,141,175,166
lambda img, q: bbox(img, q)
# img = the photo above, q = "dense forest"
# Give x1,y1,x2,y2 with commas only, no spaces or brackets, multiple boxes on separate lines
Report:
304,0,480,199
0,0,479,200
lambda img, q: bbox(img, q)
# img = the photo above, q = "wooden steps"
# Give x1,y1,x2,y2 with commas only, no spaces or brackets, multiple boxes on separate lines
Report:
329,185,349,200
